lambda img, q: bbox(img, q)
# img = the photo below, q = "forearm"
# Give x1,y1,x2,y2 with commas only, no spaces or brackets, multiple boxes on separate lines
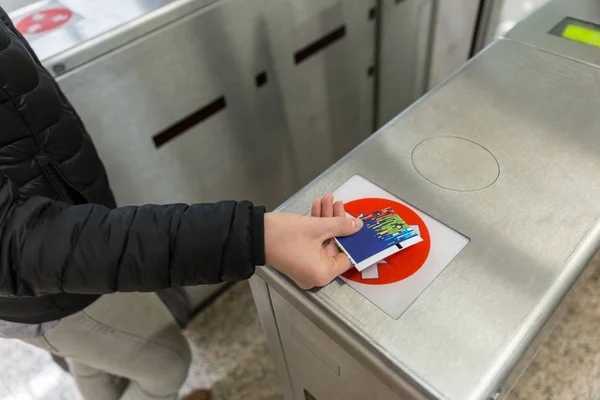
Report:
3,190,264,295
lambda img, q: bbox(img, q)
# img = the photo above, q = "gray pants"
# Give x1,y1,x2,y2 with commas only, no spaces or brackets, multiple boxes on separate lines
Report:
24,292,192,400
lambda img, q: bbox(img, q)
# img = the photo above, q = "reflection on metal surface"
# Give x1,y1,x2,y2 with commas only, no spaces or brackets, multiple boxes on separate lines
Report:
15,5,75,36
428,0,481,88
8,0,219,76
294,25,346,64
248,277,295,399
375,0,483,126
270,289,405,399
152,97,227,148
290,325,340,376
497,0,552,36
471,0,506,53
53,0,376,211
376,0,437,127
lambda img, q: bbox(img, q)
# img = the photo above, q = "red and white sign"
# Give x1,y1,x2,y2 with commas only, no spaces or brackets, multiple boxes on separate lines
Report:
16,8,73,36
332,175,469,319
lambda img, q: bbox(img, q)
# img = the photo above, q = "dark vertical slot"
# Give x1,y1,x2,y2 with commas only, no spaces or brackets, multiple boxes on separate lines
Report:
152,96,227,148
367,65,375,77
294,25,347,64
469,0,491,57
255,71,268,87
369,6,377,20
371,0,384,132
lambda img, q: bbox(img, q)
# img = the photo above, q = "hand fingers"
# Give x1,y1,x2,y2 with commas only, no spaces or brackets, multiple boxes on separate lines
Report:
325,252,353,280
321,194,334,218
323,240,340,257
311,197,322,217
333,201,344,217
319,216,363,239
307,252,353,288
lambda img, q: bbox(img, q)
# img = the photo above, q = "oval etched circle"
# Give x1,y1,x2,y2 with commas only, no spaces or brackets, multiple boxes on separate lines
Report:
412,136,499,191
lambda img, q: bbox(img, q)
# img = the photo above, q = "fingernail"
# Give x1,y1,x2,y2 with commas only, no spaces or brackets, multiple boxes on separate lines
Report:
352,219,363,229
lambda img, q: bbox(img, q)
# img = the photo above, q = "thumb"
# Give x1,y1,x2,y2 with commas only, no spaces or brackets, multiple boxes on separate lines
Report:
327,252,354,277
320,216,363,239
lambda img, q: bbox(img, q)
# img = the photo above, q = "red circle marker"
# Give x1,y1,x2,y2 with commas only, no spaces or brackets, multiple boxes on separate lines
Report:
16,8,73,36
342,198,431,285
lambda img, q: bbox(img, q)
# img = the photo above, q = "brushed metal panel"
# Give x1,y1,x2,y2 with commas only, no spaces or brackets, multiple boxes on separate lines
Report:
249,277,295,400
270,290,404,400
56,0,375,209
2,0,34,13
428,0,481,88
376,0,435,127
8,0,219,76
472,0,507,53
258,39,600,400
259,0,376,182
57,0,285,207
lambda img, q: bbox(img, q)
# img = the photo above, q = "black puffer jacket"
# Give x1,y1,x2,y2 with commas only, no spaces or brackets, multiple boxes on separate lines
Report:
0,8,264,324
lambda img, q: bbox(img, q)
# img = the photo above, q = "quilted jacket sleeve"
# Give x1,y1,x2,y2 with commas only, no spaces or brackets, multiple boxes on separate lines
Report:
0,174,265,296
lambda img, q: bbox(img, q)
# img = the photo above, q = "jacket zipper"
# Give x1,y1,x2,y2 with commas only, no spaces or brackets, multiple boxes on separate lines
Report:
41,162,88,205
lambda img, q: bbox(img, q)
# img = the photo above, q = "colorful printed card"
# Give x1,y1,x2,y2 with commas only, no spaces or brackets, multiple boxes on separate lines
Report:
334,207,422,271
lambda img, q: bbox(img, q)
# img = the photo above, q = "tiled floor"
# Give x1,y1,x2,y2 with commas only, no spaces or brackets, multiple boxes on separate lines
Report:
181,284,282,400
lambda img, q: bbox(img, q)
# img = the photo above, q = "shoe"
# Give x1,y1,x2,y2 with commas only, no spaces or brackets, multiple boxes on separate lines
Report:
181,389,213,400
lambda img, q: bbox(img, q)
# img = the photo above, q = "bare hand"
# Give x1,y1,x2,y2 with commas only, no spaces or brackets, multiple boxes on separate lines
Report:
264,195,362,289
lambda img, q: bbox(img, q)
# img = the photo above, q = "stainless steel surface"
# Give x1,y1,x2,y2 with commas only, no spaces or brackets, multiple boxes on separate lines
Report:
257,266,433,400
376,0,436,127
270,289,407,400
376,0,484,126
2,0,36,13
8,0,478,132
497,281,570,399
428,0,480,88
256,35,600,400
248,276,295,400
8,0,218,76
55,0,375,210
506,0,600,67
496,0,552,37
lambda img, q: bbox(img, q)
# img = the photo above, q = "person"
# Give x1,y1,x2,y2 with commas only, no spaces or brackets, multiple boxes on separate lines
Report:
0,7,362,400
